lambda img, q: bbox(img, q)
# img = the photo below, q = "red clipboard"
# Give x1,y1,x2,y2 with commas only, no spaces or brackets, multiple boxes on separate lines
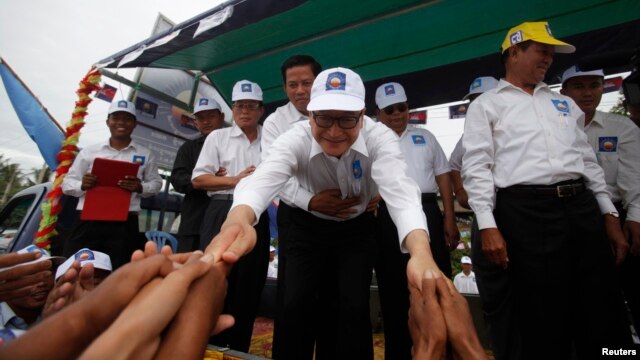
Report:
80,158,140,221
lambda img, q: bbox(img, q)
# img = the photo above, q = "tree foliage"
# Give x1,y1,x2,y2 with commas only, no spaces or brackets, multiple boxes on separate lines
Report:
0,155,49,206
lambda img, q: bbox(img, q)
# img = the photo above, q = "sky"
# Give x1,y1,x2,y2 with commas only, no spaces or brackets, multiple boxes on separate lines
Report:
0,0,222,172
0,0,627,173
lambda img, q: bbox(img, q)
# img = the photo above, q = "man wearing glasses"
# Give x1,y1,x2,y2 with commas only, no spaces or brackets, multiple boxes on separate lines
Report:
204,68,440,359
373,82,459,359
192,80,269,353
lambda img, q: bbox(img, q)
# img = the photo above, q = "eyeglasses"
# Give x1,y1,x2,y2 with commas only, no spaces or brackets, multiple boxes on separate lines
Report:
232,102,261,110
311,112,361,129
382,103,408,115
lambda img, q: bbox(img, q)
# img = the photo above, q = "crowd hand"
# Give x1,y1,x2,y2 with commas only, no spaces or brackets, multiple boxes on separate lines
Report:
215,167,227,177
0,252,52,302
444,216,461,251
480,228,508,269
309,189,360,218
117,175,143,193
80,172,97,191
366,193,382,214
623,220,640,256
604,214,629,265
42,261,96,319
408,270,446,359
0,255,178,360
237,165,256,180
435,275,487,359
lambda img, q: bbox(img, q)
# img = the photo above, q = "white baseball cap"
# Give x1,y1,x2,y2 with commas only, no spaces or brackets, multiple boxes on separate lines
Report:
55,248,113,281
307,67,365,112
561,65,605,85
463,77,499,100
193,97,221,115
461,256,472,264
108,99,137,117
269,246,276,252
0,245,66,272
375,82,407,109
232,80,263,101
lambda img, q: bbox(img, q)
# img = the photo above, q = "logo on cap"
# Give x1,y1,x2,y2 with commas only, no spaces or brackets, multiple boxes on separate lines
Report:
117,100,128,109
598,136,618,152
325,72,346,91
241,83,252,92
471,78,482,90
133,155,145,165
551,100,570,114
510,30,523,45
199,98,209,105
384,84,396,95
75,249,95,262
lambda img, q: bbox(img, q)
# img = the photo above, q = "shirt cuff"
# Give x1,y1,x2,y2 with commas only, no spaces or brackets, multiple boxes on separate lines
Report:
395,209,429,254
475,211,497,230
626,204,640,223
595,194,617,215
294,190,314,212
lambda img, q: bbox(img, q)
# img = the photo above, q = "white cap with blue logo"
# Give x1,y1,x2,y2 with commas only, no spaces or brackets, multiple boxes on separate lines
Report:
108,99,137,118
232,80,263,101
193,97,221,115
307,67,365,112
0,244,66,272
375,82,407,109
463,77,499,100
561,65,605,85
55,248,113,281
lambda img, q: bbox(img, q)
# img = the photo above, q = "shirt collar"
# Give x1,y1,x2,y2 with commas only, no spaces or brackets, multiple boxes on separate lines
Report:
283,102,308,123
587,110,605,129
100,139,137,151
497,78,549,94
0,303,17,327
230,122,261,142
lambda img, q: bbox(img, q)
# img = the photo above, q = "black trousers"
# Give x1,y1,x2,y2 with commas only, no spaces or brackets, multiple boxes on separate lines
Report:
614,204,640,331
271,201,293,359
176,234,199,253
277,207,376,360
472,189,632,360
200,199,270,353
373,193,450,360
63,214,142,269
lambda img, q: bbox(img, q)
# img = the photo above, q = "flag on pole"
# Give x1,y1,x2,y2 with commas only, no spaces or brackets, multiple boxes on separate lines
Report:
95,83,117,102
0,57,64,170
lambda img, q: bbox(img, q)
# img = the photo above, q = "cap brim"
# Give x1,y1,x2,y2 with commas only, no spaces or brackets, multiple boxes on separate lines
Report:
534,37,576,53
307,94,364,112
376,97,407,110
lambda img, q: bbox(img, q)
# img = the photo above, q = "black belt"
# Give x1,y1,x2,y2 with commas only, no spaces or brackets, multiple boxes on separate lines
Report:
210,194,233,201
498,179,585,198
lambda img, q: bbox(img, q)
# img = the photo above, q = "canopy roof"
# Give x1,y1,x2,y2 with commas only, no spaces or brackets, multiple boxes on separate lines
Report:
98,0,640,114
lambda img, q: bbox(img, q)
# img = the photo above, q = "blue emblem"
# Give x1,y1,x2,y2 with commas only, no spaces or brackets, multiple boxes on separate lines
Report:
352,160,362,179
412,135,426,145
22,244,46,255
241,83,252,92
117,100,128,109
325,72,346,91
598,136,618,152
551,100,570,114
384,84,395,95
75,249,96,262
471,78,482,90
133,155,145,166
199,98,209,105
510,30,523,45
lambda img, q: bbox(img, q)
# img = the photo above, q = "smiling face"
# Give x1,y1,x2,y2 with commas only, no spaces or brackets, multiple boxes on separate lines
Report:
310,110,363,158
376,102,409,135
106,112,136,140
560,75,604,117
506,41,554,91
284,65,315,115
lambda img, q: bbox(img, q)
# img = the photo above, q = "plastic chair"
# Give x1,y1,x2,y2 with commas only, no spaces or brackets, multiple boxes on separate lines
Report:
145,230,178,253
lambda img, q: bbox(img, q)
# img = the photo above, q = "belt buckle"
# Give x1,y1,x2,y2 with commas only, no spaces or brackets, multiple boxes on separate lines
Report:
556,184,573,198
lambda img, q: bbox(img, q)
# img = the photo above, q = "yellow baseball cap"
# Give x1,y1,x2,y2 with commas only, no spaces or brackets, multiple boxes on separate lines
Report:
501,21,575,54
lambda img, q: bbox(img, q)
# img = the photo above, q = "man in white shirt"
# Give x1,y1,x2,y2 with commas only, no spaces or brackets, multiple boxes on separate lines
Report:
373,81,458,359
192,80,269,353
560,65,640,330
453,256,478,294
462,21,632,358
62,100,162,269
205,67,439,360
267,245,278,279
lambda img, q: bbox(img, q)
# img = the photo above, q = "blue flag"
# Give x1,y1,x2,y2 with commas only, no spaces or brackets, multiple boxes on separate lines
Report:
0,58,64,170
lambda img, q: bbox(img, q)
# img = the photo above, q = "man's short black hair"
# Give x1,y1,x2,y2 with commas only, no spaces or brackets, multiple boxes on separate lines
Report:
501,40,534,65
280,55,322,84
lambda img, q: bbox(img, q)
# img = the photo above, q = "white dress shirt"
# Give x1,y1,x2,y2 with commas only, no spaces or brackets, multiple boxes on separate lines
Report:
192,123,262,196
62,140,162,212
396,126,450,193
233,117,428,251
453,271,479,294
583,111,640,222
449,137,464,172
462,80,616,230
261,102,315,209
